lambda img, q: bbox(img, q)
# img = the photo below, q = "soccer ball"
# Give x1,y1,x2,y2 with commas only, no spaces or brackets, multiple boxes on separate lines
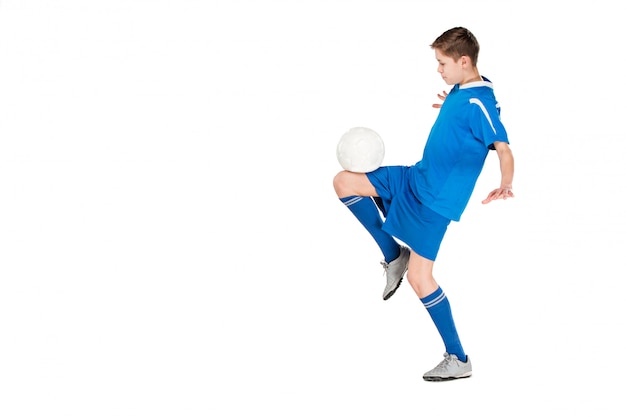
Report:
336,127,385,173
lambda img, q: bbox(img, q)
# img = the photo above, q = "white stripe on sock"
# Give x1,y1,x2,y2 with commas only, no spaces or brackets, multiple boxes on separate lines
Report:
343,196,363,207
423,292,446,309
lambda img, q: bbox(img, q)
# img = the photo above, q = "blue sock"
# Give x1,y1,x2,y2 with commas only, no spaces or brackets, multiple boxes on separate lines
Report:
340,196,400,263
421,287,467,362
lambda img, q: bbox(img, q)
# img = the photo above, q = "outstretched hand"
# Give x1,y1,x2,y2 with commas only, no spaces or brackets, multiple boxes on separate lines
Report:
432,91,448,108
482,188,514,204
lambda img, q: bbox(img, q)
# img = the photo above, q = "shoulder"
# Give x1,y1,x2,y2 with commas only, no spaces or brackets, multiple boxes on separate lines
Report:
459,79,495,99
461,80,500,112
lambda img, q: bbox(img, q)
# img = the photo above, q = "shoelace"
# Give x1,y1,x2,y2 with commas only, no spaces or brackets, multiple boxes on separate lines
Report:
380,260,389,276
433,353,454,370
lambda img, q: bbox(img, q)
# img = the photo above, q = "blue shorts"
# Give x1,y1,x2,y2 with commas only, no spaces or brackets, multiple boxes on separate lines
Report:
366,166,450,261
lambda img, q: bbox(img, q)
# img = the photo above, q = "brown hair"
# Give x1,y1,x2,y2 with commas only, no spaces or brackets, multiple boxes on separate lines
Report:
430,27,480,66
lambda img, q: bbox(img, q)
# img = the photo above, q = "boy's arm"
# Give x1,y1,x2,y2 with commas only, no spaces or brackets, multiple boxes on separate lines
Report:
482,141,515,204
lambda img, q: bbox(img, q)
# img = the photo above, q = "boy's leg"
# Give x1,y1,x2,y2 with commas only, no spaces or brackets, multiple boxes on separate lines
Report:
338,195,400,263
421,287,467,359
333,171,407,299
406,251,471,381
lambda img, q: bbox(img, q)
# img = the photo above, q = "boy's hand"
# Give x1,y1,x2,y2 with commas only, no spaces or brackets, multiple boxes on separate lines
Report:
482,188,514,204
432,91,448,108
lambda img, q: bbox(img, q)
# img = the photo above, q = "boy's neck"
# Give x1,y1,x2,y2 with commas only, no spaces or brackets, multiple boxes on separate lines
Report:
460,70,482,85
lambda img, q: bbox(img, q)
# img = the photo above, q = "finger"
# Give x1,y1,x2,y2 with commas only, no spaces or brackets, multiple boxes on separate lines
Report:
481,192,496,204
482,188,509,204
494,190,514,201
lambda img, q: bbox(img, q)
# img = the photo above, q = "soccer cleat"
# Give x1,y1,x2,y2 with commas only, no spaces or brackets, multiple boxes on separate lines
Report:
381,246,410,300
423,353,472,381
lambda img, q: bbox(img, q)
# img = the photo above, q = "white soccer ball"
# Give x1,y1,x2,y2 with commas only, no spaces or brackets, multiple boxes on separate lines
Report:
336,127,385,173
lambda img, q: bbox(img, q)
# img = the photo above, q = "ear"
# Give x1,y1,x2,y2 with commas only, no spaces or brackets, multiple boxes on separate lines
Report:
460,55,471,68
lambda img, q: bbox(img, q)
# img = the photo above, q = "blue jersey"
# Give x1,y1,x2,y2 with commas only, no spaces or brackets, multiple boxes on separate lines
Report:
410,78,509,221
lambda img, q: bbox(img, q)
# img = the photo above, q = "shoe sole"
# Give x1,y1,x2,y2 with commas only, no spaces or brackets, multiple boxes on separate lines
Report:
382,276,403,300
423,373,472,382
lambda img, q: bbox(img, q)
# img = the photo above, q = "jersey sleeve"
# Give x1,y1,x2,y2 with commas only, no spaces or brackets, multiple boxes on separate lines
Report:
468,97,509,150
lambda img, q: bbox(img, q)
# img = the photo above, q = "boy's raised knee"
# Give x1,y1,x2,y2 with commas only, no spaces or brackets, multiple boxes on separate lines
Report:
333,170,350,197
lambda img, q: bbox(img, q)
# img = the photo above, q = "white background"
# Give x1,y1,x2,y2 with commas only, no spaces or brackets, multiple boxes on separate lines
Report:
1,1,625,416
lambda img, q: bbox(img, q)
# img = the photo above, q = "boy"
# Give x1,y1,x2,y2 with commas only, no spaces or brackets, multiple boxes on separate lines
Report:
333,27,514,381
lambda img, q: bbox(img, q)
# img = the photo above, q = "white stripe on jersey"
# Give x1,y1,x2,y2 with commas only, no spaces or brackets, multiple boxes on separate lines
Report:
469,98,496,134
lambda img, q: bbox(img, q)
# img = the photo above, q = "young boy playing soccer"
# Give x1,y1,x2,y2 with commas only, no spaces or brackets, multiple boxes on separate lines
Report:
333,27,515,381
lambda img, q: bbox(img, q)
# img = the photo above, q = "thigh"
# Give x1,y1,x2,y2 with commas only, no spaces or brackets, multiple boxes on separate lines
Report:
365,166,408,201
333,170,378,198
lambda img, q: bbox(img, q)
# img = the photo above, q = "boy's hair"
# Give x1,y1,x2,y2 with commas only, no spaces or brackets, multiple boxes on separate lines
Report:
430,27,480,66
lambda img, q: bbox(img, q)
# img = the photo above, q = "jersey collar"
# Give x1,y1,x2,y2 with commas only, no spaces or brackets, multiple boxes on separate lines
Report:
459,76,493,90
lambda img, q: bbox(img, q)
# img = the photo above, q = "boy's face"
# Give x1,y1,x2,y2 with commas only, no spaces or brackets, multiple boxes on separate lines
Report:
435,49,464,85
